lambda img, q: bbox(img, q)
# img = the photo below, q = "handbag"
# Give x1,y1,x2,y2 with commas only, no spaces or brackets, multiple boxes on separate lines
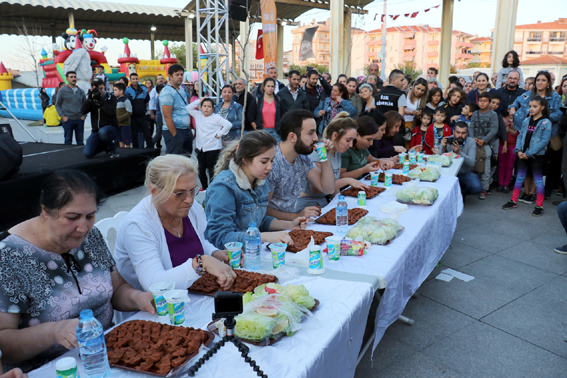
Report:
473,145,486,174
550,135,563,152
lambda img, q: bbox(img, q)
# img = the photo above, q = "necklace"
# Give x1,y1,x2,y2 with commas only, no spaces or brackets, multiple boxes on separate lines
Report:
158,208,182,237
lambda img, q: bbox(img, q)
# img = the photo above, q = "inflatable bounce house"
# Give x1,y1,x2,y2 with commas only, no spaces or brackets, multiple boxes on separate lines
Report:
0,28,180,120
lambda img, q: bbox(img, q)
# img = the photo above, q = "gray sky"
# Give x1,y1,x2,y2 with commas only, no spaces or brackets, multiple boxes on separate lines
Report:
0,0,564,71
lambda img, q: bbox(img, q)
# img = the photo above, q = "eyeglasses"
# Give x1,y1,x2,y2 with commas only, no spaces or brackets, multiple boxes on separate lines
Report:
172,185,201,201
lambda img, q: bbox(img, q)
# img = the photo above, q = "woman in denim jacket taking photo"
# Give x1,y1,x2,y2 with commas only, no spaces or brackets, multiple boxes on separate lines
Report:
215,84,243,148
204,131,307,249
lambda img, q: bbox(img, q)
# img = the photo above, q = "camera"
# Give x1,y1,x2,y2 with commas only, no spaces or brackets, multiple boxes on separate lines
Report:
212,291,243,319
445,136,455,143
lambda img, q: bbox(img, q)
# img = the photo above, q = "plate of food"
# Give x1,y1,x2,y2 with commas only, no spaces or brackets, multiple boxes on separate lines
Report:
365,173,412,185
396,186,439,205
207,283,319,346
285,229,333,253
393,163,418,170
407,167,440,182
345,216,404,245
105,320,214,377
342,186,386,199
315,208,368,225
188,270,278,296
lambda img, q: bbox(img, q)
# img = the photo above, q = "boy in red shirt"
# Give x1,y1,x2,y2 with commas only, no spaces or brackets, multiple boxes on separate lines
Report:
424,107,452,154
410,108,433,151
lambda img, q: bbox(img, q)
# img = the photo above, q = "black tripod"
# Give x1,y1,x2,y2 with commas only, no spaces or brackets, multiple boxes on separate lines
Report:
187,315,267,377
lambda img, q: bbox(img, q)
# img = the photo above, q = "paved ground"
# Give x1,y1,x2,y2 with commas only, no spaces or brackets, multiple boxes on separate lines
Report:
355,192,567,378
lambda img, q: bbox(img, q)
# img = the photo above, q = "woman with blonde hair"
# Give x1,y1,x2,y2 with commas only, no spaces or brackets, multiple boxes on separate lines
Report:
204,131,307,249
114,154,235,293
295,112,369,209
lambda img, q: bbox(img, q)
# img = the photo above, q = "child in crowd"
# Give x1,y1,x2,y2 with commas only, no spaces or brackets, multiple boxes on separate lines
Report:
441,87,466,129
187,98,232,189
489,93,508,152
295,113,370,210
204,131,307,249
340,114,393,179
502,97,551,216
497,107,518,193
43,99,61,127
425,107,452,154
426,88,443,110
458,102,479,125
410,108,433,151
114,82,132,148
470,91,499,199
495,50,525,90
524,76,535,92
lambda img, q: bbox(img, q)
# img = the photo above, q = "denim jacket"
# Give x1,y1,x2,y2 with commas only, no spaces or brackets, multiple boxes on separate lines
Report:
509,91,562,136
204,159,275,249
314,97,357,135
215,99,243,138
514,117,552,158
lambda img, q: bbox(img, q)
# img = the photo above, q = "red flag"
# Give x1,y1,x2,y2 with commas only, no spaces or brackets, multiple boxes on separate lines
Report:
381,14,385,22
392,14,400,20
374,13,377,21
424,8,430,12
433,4,440,8
411,11,419,18
255,29,263,60
404,13,410,17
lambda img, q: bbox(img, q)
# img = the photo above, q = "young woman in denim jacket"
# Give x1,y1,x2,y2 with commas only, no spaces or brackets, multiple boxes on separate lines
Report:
509,71,562,200
314,83,357,136
215,84,243,149
204,131,307,249
502,96,552,216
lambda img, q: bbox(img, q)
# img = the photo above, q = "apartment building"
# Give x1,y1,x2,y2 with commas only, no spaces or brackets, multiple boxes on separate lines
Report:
513,18,567,61
470,37,492,67
366,25,473,73
234,39,264,81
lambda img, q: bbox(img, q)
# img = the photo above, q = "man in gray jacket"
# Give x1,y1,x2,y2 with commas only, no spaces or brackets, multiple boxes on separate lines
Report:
443,121,482,196
278,70,310,116
55,71,86,145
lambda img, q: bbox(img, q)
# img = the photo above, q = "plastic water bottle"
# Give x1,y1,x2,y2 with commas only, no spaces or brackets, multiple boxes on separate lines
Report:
76,309,111,378
336,195,349,235
245,222,262,270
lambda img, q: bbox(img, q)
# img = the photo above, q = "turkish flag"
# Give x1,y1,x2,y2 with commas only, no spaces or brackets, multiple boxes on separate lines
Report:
391,14,400,20
411,11,419,18
256,29,264,60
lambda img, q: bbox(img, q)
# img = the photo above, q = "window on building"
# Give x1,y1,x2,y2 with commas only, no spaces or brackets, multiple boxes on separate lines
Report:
550,31,566,41
529,31,542,41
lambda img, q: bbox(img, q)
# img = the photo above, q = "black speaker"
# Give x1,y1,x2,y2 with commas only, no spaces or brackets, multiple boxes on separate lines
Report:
0,132,22,180
0,123,14,138
228,0,249,21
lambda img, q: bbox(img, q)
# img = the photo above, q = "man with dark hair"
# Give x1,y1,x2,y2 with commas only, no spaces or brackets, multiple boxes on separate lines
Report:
233,78,257,133
125,72,153,148
493,70,525,114
161,64,193,156
254,67,285,96
267,109,335,220
149,73,166,148
81,77,120,158
443,121,481,196
55,71,86,145
303,69,332,113
427,67,442,89
278,70,310,114
95,65,110,93
374,69,406,115
322,72,332,84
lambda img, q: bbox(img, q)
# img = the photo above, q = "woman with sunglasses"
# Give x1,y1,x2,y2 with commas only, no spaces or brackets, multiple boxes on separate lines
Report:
114,155,236,294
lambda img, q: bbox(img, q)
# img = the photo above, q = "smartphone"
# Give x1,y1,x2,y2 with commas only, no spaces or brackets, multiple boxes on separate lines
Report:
446,136,455,143
306,66,314,72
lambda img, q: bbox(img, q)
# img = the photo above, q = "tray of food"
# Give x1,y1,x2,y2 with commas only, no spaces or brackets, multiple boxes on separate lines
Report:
345,216,404,245
207,283,319,346
315,207,368,225
365,173,411,185
407,167,440,182
342,186,386,199
393,163,418,170
285,229,333,252
426,154,453,167
188,270,277,296
105,320,214,377
396,186,439,205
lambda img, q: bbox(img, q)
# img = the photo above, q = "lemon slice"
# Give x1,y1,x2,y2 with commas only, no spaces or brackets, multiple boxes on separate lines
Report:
272,318,289,334
256,306,278,317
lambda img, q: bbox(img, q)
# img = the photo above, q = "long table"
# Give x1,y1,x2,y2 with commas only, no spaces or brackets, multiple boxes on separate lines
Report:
30,276,374,378
261,170,463,354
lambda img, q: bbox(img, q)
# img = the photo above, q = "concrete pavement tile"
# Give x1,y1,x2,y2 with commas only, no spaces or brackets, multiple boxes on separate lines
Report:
355,331,418,374
440,241,491,269
530,230,567,250
455,210,498,231
483,276,567,358
421,322,567,378
374,296,475,351
452,227,523,254
370,352,465,378
498,241,567,275
418,255,557,319
470,218,550,242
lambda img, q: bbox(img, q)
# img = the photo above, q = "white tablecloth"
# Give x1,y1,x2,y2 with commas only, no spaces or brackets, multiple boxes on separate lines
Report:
439,157,464,177
29,276,374,378
262,174,463,354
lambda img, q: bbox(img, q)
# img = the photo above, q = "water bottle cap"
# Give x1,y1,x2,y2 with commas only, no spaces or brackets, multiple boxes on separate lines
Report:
339,194,344,200
248,222,257,227
80,309,94,319
56,357,77,371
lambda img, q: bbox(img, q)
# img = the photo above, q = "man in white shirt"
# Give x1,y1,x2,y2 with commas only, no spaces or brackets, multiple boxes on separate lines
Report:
149,74,166,148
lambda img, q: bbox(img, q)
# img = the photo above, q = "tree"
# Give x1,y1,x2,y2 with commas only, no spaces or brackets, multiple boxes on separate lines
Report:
15,21,43,88
394,61,421,81
450,64,457,74
288,64,329,75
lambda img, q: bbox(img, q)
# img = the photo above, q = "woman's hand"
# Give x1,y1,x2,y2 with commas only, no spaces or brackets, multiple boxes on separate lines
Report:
133,291,156,315
51,319,79,350
300,206,321,218
412,145,423,153
502,144,508,154
364,161,380,173
201,255,235,290
291,217,308,230
212,250,230,263
378,159,394,170
262,231,294,246
450,115,460,122
477,139,485,147
320,138,334,153
0,368,28,378
394,146,407,153
318,110,326,117
348,179,370,190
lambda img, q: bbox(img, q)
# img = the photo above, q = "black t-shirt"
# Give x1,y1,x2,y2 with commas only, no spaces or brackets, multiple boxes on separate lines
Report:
523,116,537,152
374,85,405,114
